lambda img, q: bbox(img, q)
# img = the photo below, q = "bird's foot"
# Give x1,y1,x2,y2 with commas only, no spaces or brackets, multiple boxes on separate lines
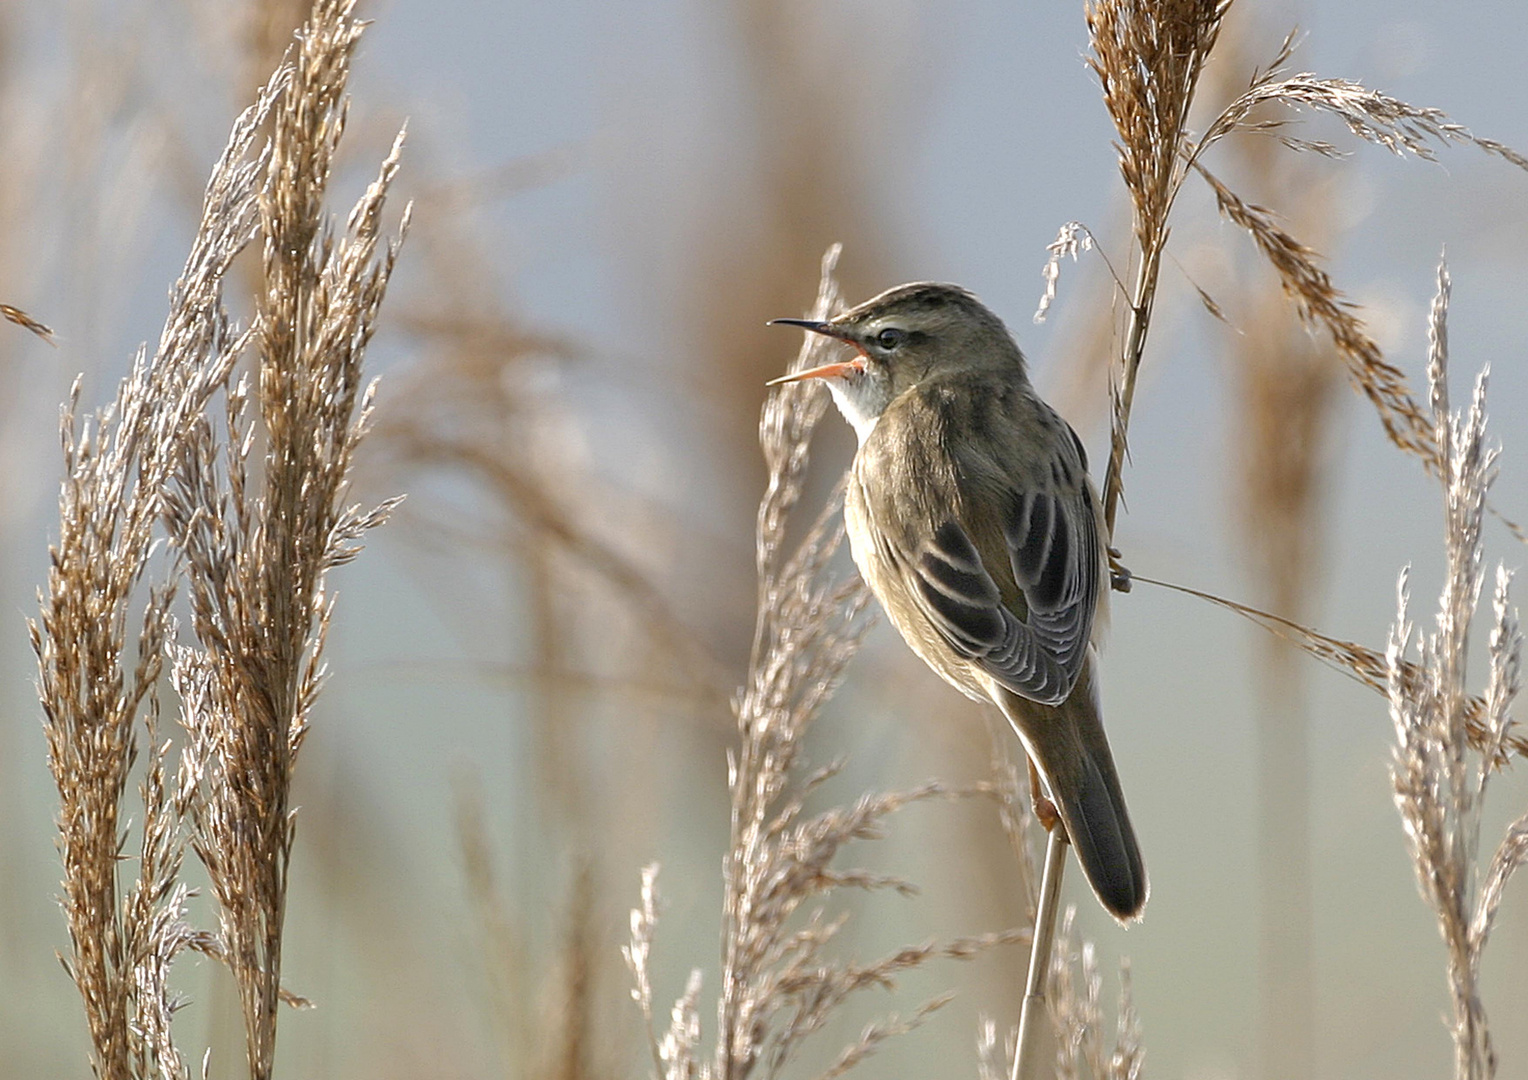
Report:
1108,545,1132,593
1027,759,1067,838
1033,793,1062,834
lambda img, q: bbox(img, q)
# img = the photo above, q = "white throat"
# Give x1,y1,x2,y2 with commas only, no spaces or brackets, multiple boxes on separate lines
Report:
825,371,892,446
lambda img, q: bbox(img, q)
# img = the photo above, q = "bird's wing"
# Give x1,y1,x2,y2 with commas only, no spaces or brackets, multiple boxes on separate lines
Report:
862,387,1101,707
906,486,1099,706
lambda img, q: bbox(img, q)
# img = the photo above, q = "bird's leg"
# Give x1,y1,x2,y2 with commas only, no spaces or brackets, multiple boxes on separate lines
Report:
1107,544,1132,593
1027,759,1066,839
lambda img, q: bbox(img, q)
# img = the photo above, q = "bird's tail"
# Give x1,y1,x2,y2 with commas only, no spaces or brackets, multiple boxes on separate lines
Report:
995,661,1147,923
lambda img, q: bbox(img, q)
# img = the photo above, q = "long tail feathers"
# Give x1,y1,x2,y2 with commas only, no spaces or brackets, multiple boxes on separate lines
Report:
995,666,1147,922
1062,743,1147,921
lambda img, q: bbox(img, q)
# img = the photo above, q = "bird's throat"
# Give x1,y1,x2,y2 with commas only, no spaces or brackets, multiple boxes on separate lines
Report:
825,375,891,446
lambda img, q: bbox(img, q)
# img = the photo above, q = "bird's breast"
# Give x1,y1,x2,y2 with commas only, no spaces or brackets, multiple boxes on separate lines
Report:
846,463,989,703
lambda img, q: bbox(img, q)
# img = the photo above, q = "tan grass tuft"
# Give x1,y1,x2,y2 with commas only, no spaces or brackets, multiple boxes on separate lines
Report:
1047,907,1143,1080
33,62,286,1080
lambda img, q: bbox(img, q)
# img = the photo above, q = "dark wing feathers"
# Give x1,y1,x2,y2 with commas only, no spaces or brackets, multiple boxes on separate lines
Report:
904,472,1100,708
1004,489,1098,675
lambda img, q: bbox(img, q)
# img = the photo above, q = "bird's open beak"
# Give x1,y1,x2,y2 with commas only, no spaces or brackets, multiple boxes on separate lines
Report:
765,357,865,386
766,318,864,385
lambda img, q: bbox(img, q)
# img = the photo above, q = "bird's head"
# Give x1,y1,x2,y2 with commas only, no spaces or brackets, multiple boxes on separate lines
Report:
768,282,1025,442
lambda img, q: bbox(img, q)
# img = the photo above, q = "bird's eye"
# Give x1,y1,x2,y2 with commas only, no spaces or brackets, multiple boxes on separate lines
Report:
875,328,905,350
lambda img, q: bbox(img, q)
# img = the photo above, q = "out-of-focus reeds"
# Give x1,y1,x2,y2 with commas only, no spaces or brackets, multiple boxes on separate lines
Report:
1203,13,1346,1075
1386,261,1527,1080
33,1,406,1075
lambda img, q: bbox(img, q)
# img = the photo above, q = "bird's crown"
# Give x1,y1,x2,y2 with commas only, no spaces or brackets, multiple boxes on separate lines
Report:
830,281,1024,376
840,281,991,326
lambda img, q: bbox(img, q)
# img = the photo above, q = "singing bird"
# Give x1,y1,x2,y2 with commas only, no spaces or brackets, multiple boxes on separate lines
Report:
770,283,1146,921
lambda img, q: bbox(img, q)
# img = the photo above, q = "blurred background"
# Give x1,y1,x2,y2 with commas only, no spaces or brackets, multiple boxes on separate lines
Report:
2,0,1527,1077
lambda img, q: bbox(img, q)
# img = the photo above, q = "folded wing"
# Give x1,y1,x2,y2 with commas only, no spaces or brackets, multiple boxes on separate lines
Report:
906,484,1099,707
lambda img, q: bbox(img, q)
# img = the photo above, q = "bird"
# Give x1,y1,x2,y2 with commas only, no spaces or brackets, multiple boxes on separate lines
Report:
768,282,1146,922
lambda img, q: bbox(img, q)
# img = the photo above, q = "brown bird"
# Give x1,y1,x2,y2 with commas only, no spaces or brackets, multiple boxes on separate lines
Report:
770,282,1146,921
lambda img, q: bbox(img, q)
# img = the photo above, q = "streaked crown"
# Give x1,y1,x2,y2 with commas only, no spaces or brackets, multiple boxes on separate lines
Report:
829,282,1026,382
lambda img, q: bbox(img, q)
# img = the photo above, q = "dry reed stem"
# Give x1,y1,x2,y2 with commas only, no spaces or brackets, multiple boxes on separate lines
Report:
1007,4,1230,1073
1387,260,1527,1080
1087,9,1528,534
1133,573,1528,764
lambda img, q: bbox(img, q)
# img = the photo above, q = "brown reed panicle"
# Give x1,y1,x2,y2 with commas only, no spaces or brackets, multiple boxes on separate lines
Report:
1085,0,1229,532
159,2,408,1076
1387,261,1528,1080
32,62,286,1080
36,1,404,1075
624,248,1027,1080
1072,3,1528,535
1066,0,1528,765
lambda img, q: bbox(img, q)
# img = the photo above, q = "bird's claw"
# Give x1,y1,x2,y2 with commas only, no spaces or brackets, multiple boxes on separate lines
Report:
1108,546,1132,593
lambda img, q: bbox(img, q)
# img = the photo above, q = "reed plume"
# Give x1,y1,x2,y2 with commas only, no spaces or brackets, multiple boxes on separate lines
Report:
1074,3,1528,533
164,3,407,1074
34,64,285,1080
35,1,406,1075
1387,261,1527,1080
1085,0,1229,532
